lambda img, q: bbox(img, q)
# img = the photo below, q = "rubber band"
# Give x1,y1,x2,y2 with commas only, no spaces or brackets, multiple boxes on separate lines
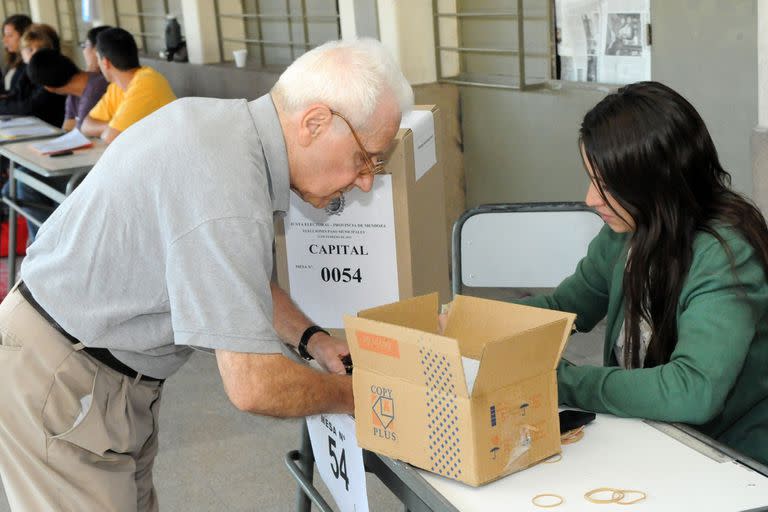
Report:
584,488,625,504
560,426,585,445
616,489,647,505
532,493,564,508
542,453,562,464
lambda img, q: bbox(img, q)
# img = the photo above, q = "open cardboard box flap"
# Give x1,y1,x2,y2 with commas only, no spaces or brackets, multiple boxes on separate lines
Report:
348,293,575,399
346,294,468,396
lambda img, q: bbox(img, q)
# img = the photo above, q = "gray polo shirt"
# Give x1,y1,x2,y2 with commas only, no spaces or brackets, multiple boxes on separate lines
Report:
21,94,290,379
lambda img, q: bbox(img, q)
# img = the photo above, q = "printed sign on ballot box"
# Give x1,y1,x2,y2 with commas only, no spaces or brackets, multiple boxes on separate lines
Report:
306,414,369,512
284,175,399,328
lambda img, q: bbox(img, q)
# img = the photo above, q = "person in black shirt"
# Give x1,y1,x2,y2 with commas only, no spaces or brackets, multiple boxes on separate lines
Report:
0,23,65,126
0,14,31,94
0,24,67,241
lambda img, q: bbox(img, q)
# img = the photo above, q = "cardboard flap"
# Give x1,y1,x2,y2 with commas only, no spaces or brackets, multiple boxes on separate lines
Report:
345,314,471,397
358,293,440,334
445,295,575,359
472,316,575,396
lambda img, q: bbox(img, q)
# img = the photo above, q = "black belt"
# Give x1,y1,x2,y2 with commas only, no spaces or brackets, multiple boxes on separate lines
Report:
17,281,164,383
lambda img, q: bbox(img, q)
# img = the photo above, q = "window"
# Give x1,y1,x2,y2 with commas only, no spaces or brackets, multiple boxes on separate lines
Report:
213,0,340,68
113,0,184,57
433,0,554,90
433,0,651,90
0,0,31,19
55,0,84,51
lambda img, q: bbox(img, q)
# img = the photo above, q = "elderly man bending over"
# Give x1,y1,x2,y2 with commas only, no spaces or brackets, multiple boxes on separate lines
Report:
0,38,413,511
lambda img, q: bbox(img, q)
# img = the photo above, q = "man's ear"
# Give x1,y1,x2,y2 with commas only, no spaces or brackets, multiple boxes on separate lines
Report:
98,54,111,71
297,105,332,147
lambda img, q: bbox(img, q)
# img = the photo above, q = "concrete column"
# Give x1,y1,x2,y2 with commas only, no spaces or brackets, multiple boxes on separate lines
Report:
760,0,767,127
181,0,221,64
376,0,436,85
754,0,768,213
338,0,379,40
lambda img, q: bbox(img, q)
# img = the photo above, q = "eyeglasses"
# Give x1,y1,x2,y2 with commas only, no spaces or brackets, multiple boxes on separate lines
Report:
80,41,92,49
330,110,386,176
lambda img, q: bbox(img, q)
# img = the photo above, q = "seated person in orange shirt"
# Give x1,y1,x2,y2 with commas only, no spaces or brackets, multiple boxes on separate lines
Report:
81,27,175,144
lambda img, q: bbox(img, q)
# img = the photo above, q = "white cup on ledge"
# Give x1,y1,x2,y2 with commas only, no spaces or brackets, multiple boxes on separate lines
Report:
233,49,248,68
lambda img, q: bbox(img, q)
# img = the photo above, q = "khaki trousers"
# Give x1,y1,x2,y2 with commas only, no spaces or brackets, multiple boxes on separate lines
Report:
0,287,163,511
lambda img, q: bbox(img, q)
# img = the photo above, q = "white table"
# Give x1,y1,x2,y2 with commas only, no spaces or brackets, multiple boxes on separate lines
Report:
0,116,63,145
0,138,106,286
418,414,768,511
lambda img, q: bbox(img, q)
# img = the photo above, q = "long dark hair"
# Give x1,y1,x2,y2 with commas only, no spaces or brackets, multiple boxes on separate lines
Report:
3,14,32,69
580,81,768,368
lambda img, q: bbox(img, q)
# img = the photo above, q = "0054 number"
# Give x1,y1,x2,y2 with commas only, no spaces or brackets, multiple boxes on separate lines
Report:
320,267,362,283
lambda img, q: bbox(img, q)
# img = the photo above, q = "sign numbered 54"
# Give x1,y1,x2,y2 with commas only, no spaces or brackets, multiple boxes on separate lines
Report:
306,414,369,512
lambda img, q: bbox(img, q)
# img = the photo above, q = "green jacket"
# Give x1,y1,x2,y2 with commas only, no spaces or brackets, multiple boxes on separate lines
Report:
521,225,768,465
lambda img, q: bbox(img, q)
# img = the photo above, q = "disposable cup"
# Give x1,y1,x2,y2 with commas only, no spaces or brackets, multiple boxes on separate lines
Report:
233,49,247,68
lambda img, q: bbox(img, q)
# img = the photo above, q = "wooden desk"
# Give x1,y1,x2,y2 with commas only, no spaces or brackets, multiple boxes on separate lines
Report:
0,139,107,286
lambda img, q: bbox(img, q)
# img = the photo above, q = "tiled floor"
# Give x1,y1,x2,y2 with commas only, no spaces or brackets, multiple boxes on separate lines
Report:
0,271,604,511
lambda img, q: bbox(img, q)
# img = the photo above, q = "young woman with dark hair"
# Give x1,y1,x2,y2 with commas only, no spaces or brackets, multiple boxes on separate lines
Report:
0,23,65,126
81,25,111,72
1,14,32,93
0,23,66,242
521,81,768,464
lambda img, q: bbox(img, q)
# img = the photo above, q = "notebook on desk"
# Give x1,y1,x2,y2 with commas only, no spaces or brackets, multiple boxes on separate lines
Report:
0,116,39,128
29,129,93,155
0,118,60,141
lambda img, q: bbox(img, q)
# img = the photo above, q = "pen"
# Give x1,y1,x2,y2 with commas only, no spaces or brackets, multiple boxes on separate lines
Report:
49,151,74,157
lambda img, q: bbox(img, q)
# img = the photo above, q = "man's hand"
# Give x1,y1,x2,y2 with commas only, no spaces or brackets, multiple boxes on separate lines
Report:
307,331,350,375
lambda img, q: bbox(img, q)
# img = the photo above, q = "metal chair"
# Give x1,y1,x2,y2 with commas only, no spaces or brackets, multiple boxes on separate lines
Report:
452,202,603,296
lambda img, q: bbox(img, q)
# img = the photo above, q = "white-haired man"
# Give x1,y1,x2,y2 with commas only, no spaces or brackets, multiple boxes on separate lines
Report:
0,38,413,510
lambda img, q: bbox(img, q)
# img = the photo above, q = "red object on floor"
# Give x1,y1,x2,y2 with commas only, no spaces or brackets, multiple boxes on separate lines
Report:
1,216,28,257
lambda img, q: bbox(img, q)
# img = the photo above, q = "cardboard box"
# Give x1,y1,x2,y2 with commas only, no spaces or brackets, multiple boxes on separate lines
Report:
345,293,575,486
274,105,450,335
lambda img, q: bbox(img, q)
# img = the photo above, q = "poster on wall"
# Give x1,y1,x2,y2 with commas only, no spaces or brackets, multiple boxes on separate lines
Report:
284,176,399,329
556,0,650,84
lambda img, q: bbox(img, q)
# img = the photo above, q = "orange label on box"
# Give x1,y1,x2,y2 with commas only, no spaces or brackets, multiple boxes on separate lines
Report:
356,331,400,358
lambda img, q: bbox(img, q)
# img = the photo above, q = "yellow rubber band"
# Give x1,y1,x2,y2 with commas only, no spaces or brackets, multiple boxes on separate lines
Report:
584,488,625,504
532,493,564,508
561,426,585,445
616,489,647,505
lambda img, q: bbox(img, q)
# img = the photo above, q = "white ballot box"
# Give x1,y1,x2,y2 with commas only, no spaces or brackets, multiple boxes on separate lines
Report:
275,105,451,334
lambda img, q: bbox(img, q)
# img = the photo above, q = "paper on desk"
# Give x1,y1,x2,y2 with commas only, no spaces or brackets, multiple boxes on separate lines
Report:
399,109,436,181
30,129,92,155
0,122,59,140
0,116,39,128
462,356,480,394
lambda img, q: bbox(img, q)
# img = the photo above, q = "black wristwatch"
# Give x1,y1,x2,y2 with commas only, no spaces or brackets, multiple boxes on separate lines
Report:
298,325,329,361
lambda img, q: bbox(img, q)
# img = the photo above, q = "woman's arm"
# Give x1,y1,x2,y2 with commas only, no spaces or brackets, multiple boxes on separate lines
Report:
557,233,768,424
519,224,625,333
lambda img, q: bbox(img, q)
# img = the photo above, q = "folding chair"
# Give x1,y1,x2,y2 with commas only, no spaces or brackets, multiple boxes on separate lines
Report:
452,202,604,297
